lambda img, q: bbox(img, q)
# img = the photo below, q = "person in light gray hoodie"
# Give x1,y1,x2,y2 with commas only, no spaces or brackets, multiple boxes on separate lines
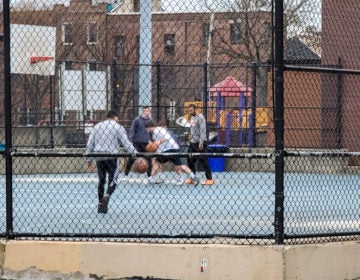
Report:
86,110,138,213
185,103,214,186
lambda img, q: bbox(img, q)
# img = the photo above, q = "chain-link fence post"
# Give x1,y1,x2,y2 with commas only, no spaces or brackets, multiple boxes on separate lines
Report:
156,61,161,122
3,0,14,239
274,0,285,245
251,62,257,147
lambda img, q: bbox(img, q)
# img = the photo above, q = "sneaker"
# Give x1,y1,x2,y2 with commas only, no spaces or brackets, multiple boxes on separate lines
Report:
193,178,199,186
148,176,164,184
103,194,110,205
175,178,185,185
98,202,107,214
98,194,110,213
184,178,195,185
147,176,155,184
201,179,214,186
184,178,199,186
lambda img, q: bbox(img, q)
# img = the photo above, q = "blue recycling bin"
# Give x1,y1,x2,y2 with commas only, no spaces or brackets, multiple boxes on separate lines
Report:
207,144,229,172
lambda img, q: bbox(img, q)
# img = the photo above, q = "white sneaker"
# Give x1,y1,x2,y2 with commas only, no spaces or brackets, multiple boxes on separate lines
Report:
148,175,164,184
175,178,184,185
147,176,157,184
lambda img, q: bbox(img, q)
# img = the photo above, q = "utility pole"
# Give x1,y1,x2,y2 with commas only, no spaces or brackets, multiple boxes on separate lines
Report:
139,0,152,114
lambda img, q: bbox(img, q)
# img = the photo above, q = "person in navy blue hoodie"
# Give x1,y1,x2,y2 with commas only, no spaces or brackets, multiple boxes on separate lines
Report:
124,105,153,177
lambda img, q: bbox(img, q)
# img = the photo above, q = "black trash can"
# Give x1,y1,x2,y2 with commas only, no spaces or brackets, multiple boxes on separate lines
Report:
207,144,230,172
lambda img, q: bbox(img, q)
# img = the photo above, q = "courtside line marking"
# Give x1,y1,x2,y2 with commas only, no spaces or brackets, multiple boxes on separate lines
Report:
0,177,183,185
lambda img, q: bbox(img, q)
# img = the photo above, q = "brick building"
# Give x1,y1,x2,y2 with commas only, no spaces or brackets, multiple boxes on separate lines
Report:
322,0,360,155
4,0,359,152
1,0,272,131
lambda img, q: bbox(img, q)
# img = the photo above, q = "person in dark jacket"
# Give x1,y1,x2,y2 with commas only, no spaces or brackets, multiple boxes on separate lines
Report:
124,105,153,177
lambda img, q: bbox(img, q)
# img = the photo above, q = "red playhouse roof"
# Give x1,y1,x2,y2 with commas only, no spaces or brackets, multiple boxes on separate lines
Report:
209,76,253,97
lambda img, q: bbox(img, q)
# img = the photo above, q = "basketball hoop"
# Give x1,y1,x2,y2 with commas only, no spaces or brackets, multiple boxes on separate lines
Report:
30,56,54,64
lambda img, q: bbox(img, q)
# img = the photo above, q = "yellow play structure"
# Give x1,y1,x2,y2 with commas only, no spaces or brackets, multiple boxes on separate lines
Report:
182,76,269,146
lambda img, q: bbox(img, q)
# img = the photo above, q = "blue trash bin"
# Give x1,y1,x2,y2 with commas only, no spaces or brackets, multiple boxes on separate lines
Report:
207,144,229,172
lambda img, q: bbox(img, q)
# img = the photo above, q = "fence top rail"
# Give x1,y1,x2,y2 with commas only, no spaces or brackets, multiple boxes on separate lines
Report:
285,151,360,157
10,151,273,159
284,64,360,75
7,148,360,158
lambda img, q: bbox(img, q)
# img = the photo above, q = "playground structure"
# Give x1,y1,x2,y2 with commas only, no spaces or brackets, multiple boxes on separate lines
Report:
182,76,269,147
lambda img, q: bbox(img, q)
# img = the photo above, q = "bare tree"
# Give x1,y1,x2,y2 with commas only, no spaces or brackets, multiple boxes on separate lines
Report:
11,74,52,125
206,0,320,63
198,0,320,105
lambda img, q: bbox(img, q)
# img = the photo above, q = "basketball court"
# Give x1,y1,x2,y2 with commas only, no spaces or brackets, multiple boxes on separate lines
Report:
0,171,358,237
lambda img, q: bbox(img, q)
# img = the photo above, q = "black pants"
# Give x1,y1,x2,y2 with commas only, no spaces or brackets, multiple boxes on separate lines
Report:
125,142,152,177
187,142,212,180
96,159,118,202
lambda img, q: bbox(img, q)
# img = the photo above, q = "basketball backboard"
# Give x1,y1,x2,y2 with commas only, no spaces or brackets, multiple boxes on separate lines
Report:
10,24,56,76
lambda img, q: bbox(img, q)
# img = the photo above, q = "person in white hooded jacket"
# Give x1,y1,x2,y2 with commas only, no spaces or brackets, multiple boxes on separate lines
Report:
145,120,198,186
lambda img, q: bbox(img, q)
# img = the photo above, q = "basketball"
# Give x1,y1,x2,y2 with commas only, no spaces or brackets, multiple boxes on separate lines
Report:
133,157,148,173
145,141,158,152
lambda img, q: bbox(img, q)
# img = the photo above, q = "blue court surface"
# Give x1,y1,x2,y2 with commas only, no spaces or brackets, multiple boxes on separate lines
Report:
0,171,359,237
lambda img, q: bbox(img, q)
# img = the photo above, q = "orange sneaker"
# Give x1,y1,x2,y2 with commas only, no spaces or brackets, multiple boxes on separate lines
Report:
184,178,195,185
201,179,214,186
184,178,199,186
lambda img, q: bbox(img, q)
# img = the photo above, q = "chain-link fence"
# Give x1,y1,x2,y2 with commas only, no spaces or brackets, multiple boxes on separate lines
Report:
0,0,359,245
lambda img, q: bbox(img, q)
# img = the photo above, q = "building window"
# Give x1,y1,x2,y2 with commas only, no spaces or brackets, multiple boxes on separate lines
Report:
230,23,241,44
164,34,175,54
65,61,73,70
203,23,210,45
87,22,98,45
261,22,272,46
62,23,73,45
88,61,98,71
115,36,125,57
18,107,28,126
18,108,36,126
136,35,140,59
133,0,140,12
